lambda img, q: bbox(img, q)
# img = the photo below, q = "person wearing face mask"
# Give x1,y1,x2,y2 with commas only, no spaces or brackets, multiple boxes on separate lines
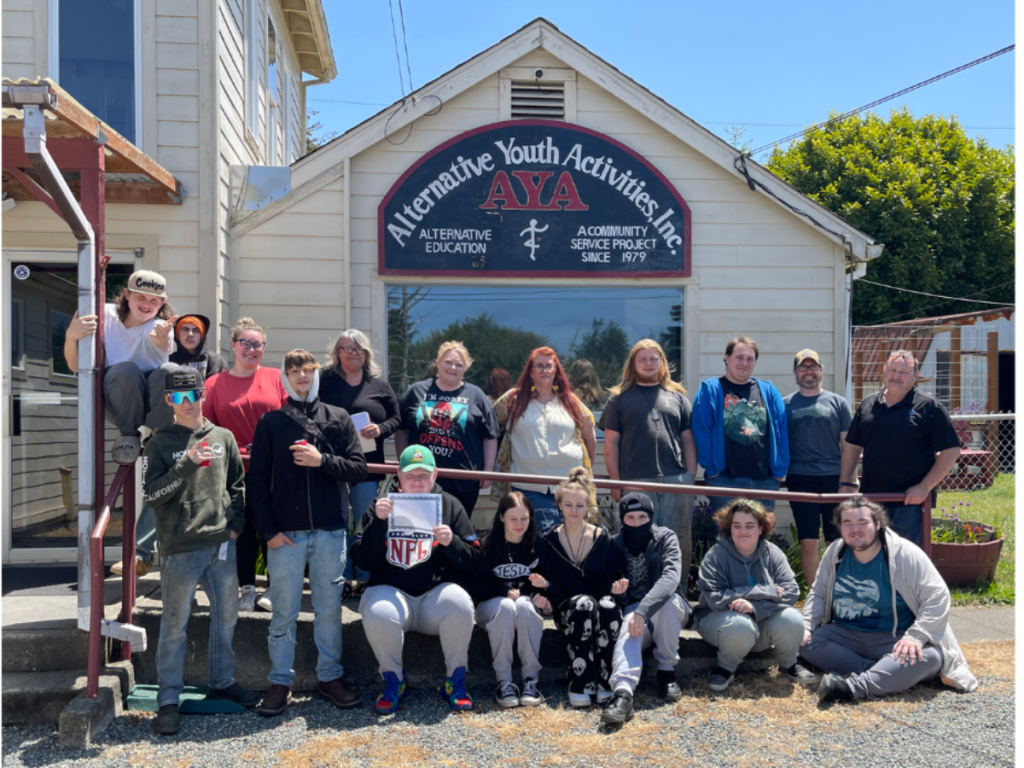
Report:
601,492,692,724
248,350,367,718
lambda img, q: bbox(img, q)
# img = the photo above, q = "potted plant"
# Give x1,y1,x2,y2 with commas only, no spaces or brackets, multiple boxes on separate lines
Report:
930,512,1004,588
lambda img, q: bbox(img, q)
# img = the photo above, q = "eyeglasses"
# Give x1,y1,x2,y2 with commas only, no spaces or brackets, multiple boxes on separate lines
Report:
169,389,204,405
797,364,822,372
339,345,364,355
236,340,265,351
532,363,555,371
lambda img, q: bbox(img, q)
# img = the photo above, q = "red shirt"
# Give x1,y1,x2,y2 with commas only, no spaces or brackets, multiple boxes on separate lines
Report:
202,367,287,466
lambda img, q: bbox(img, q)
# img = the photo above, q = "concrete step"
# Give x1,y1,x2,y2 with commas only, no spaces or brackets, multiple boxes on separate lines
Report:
131,586,775,692
1,625,98,673
1,661,134,727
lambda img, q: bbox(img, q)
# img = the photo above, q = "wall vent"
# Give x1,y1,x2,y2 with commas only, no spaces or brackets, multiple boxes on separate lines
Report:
510,80,565,120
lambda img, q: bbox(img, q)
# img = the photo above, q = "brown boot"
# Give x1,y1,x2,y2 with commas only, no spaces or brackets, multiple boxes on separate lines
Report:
318,677,360,709
257,684,291,717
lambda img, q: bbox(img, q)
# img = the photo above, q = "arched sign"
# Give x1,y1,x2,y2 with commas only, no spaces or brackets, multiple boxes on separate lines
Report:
378,120,691,277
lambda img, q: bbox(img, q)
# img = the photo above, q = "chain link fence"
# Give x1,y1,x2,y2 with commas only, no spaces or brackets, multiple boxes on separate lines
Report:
935,413,1015,533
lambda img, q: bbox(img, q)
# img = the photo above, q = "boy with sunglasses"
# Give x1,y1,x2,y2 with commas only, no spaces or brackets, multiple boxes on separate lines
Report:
142,366,258,734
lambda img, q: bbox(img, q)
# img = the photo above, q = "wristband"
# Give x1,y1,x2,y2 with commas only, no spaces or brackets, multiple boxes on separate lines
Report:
839,481,859,488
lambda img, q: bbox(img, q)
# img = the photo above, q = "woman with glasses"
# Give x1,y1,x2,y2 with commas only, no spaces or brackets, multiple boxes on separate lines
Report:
203,317,287,612
491,347,596,536
395,341,499,516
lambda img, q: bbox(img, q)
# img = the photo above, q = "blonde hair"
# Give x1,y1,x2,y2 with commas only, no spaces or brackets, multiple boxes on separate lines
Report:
435,341,473,371
284,349,319,371
555,467,596,508
230,317,265,342
326,329,382,378
610,339,686,396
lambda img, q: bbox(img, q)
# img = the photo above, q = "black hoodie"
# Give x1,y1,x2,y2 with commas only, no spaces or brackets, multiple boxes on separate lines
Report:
170,314,227,379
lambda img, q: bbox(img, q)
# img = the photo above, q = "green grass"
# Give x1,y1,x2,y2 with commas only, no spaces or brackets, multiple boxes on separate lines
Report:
936,473,1015,606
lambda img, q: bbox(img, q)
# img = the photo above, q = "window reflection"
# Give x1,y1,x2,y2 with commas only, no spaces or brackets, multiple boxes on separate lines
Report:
386,285,684,404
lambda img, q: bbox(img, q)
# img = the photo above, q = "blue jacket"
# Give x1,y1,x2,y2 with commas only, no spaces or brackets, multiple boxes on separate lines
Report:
692,376,789,479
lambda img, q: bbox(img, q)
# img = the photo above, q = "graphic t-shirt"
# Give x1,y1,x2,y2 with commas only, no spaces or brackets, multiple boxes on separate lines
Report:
598,385,692,480
625,552,648,605
783,391,853,476
720,377,771,480
400,379,500,492
832,548,915,634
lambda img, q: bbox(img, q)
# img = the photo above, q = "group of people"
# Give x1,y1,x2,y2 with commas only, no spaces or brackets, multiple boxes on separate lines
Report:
65,270,975,736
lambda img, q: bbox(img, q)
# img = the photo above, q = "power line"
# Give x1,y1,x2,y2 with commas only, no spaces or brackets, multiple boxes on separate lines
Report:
862,281,1015,325
397,0,414,92
749,44,1015,156
386,0,406,97
308,98,392,106
857,279,1015,307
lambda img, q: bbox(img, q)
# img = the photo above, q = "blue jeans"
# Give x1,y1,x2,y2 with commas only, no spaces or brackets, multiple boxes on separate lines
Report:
885,504,923,547
343,481,378,581
266,528,347,686
706,476,781,513
157,540,239,707
134,504,158,564
515,488,561,537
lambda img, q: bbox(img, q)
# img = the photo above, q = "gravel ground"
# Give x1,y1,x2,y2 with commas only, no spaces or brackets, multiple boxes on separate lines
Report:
3,650,1014,768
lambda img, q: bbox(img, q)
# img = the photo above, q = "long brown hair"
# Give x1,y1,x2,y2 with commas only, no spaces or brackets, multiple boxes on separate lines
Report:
482,491,537,563
610,339,686,396
505,347,585,432
115,289,174,324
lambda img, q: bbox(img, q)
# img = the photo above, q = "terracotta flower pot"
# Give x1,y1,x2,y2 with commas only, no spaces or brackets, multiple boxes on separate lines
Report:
930,520,1004,587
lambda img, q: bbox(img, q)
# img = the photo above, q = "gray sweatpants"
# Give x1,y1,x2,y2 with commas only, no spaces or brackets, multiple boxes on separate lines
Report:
609,594,692,693
697,606,804,673
103,361,176,435
360,583,475,678
800,622,942,699
476,595,544,683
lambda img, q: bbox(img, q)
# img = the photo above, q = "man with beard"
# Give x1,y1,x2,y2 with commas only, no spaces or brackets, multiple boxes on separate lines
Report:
801,497,977,702
599,340,697,570
693,337,789,513
784,349,852,585
601,492,692,724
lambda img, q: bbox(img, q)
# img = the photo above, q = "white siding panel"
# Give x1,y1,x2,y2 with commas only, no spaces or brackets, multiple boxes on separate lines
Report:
157,0,198,15
3,9,33,37
736,245,835,268
240,233,342,259
240,281,343,305
156,15,199,44
240,257,342,283
156,42,199,69
158,120,200,147
3,36,33,65
695,266,834,289
157,68,200,95
699,332,835,355
701,289,834,312
157,95,200,122
156,146,200,173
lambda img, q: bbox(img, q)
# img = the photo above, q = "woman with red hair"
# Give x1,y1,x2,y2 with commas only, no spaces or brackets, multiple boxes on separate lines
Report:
491,348,596,535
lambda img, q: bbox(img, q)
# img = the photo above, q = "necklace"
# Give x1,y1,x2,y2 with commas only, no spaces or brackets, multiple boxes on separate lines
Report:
639,385,661,429
566,525,589,569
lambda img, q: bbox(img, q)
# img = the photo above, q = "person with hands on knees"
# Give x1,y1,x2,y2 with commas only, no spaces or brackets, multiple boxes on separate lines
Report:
533,468,628,708
694,500,816,692
801,497,977,703
248,350,367,717
469,492,549,708
602,492,693,725
141,366,257,735
64,269,178,466
351,446,480,714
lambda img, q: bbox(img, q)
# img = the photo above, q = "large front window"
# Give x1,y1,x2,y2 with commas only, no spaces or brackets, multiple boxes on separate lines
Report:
386,285,684,397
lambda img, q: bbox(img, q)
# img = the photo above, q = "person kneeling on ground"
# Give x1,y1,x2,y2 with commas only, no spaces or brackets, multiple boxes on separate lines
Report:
602,492,693,724
351,446,480,714
143,366,258,735
801,497,978,702
249,350,368,717
695,499,817,691
470,491,549,708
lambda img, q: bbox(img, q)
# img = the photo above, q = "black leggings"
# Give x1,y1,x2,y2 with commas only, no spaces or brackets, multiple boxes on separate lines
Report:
557,594,623,695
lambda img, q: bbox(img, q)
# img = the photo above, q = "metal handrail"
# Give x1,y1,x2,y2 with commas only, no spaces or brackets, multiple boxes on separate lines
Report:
87,462,136,699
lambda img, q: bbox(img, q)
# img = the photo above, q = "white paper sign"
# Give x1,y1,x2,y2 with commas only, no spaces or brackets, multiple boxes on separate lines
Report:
350,411,376,453
386,493,443,569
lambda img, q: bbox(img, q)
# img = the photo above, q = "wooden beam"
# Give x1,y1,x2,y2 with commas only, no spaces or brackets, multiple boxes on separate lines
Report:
854,349,864,406
5,166,65,220
4,177,183,205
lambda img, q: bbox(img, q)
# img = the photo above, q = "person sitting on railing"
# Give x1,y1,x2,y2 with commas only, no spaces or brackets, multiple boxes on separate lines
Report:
601,492,693,725
694,499,817,693
351,446,480,714
468,491,549,709
801,497,977,703
141,366,259,735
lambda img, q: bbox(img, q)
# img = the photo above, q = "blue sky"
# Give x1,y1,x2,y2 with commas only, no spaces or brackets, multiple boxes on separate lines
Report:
308,0,1015,157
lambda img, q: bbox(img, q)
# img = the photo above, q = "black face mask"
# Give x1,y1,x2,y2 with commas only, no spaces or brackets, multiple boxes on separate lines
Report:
621,520,653,555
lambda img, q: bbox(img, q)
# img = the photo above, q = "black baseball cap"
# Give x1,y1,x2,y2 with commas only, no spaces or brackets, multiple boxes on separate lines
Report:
164,365,205,393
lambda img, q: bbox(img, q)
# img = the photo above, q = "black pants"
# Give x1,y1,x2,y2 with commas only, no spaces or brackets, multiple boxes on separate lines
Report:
237,474,268,587
557,594,623,695
438,479,480,516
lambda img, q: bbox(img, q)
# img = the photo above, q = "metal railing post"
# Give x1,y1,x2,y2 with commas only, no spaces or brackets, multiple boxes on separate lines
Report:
120,469,137,660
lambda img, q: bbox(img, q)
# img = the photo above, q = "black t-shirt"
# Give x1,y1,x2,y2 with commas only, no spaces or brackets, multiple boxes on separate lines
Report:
319,369,401,482
400,379,500,492
598,385,692,480
720,377,772,480
846,388,960,493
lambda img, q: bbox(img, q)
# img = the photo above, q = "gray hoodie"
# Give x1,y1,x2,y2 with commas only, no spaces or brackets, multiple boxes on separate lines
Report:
695,535,799,622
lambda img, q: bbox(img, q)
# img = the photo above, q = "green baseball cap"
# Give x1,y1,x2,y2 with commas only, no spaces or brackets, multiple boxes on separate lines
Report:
399,445,436,472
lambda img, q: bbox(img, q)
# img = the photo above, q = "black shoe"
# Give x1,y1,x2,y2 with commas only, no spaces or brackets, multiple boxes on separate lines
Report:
783,663,818,686
258,684,292,717
207,682,260,708
600,690,634,725
153,704,181,735
818,673,854,703
657,670,682,702
706,665,734,692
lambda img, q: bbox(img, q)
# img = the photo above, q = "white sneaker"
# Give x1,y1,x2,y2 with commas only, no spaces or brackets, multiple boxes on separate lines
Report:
495,680,520,708
239,585,257,612
520,678,544,706
568,689,592,708
256,594,273,612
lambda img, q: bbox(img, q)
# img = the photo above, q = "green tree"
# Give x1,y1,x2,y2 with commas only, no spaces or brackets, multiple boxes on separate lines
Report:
306,109,339,155
570,318,630,388
766,109,1015,325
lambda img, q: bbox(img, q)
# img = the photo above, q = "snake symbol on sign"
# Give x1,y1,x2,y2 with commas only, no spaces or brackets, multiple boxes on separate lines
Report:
519,219,548,261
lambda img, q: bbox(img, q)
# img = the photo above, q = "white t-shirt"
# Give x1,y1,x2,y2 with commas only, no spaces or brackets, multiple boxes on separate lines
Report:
509,398,584,494
103,303,170,371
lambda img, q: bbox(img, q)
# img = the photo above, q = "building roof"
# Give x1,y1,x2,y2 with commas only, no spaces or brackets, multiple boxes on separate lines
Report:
282,0,337,81
2,78,182,205
277,18,880,262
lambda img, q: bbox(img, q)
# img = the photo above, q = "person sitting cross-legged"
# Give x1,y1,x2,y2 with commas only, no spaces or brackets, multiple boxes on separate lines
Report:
801,497,978,702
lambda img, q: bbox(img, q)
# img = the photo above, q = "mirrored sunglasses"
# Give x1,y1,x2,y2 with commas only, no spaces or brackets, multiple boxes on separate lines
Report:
169,389,204,405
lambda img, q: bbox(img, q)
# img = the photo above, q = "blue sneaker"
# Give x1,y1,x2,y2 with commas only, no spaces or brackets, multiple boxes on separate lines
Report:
444,667,473,712
374,671,407,714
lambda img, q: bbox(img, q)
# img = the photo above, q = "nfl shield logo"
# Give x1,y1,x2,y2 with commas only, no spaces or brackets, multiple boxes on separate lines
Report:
386,528,434,569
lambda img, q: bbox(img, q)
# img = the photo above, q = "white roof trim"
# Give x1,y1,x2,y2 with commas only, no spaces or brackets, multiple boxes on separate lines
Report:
285,19,878,261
